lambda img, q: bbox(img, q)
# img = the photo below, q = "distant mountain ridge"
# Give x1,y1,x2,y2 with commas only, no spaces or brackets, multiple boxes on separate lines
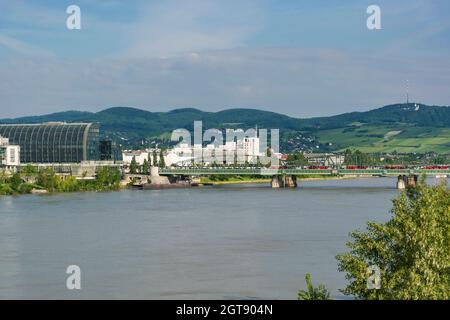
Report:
1,103,449,153
2,103,449,128
301,104,450,129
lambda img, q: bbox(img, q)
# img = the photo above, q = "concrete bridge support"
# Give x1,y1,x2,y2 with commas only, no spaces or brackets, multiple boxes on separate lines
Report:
285,175,298,188
397,175,418,190
271,175,283,188
407,175,418,188
397,175,406,190
148,166,170,185
271,175,297,188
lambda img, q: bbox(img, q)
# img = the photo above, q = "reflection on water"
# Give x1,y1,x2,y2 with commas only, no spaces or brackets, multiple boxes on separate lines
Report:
0,177,444,299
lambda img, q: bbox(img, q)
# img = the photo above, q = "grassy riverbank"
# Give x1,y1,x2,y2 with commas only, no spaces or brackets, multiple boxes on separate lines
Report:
0,167,121,196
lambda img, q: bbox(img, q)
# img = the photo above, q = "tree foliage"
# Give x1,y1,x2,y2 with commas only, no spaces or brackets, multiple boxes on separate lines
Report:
95,167,121,187
286,152,307,167
1,167,121,195
36,168,57,192
159,150,166,168
152,150,158,167
142,159,149,174
130,156,138,174
298,273,332,300
343,149,376,166
336,179,450,299
22,164,38,176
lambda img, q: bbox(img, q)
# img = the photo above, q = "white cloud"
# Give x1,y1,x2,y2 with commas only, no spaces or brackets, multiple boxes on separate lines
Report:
125,0,265,58
0,0,449,119
0,34,55,57
1,47,449,118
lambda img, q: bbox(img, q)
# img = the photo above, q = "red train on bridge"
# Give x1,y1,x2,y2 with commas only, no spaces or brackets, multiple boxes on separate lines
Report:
383,165,407,170
306,165,330,170
424,165,449,170
345,165,369,170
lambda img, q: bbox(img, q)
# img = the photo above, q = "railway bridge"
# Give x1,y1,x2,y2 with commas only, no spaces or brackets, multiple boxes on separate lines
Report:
159,167,450,189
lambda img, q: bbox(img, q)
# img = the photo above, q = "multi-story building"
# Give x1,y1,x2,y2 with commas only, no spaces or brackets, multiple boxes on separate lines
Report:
241,136,260,163
165,134,264,166
0,136,20,168
122,150,151,166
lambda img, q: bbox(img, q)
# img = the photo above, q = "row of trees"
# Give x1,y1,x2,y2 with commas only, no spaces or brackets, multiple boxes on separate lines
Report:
343,149,377,166
298,179,449,300
129,150,166,174
343,149,450,166
286,152,307,166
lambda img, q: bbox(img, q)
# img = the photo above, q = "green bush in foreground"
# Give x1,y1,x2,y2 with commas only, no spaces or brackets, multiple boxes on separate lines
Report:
298,273,332,300
336,179,450,299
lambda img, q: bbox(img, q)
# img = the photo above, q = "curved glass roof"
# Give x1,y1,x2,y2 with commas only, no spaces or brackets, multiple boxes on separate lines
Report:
0,123,99,163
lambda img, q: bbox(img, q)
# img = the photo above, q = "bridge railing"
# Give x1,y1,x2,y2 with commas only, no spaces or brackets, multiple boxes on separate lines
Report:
159,167,450,176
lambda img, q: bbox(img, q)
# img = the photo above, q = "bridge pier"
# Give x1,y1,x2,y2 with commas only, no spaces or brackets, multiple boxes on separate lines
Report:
271,175,283,188
397,175,406,190
407,175,418,188
397,175,418,190
271,175,297,188
285,175,298,188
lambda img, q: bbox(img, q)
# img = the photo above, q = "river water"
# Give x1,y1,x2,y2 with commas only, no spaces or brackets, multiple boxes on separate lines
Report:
0,177,439,299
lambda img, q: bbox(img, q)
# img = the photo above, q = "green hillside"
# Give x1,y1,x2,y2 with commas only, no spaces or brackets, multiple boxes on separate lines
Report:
1,103,449,154
317,125,450,153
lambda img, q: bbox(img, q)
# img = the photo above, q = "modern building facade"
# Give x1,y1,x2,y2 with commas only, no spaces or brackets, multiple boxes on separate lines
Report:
99,140,122,161
0,123,100,163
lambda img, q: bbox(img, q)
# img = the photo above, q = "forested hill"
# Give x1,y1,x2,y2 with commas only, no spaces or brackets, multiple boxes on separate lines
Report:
1,103,449,153
300,103,450,129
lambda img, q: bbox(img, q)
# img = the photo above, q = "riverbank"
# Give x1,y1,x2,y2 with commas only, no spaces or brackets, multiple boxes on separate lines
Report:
1,171,379,195
0,167,121,196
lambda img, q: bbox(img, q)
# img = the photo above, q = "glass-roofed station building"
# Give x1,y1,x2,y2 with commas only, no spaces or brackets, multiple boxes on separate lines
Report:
0,122,100,163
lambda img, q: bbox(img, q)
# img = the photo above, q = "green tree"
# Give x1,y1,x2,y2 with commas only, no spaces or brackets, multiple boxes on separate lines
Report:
9,173,23,191
0,183,14,195
336,179,450,299
96,167,121,188
152,149,158,167
22,164,37,177
256,156,262,168
0,171,8,184
58,176,80,192
287,152,307,167
433,156,447,165
298,273,332,300
130,156,138,174
142,159,149,174
159,150,166,168
343,149,353,165
36,169,58,192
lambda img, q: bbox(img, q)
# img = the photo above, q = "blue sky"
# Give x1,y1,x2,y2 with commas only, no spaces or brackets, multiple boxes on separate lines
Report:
1,0,450,118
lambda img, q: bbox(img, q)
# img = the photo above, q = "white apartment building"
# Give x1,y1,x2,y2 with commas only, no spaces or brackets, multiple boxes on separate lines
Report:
0,135,20,167
121,133,264,168
165,134,263,166
242,136,260,163
122,150,150,166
